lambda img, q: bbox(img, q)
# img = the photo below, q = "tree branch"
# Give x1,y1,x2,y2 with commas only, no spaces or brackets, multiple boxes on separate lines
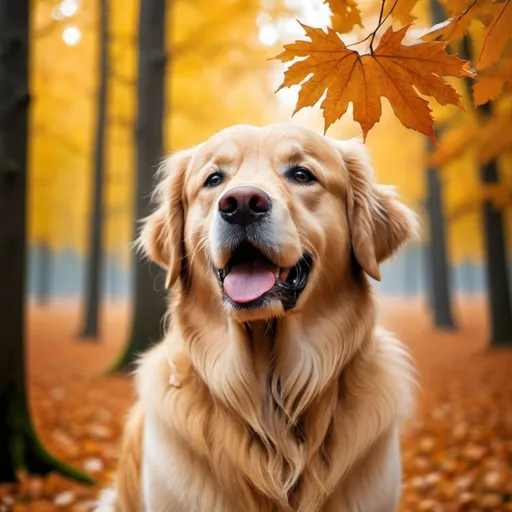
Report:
370,0,387,53
346,0,398,52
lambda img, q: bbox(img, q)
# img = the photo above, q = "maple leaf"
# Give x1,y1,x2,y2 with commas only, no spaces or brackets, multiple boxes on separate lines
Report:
430,122,477,166
478,0,512,69
275,24,471,141
473,58,512,105
383,0,420,25
473,76,505,105
475,110,512,163
326,0,363,34
421,0,497,42
433,106,512,166
421,14,472,42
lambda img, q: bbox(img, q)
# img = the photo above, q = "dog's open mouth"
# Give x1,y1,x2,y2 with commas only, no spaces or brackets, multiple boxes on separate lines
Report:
216,242,312,306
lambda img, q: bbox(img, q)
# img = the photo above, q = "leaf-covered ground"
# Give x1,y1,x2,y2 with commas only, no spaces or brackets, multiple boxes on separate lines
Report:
1,297,512,511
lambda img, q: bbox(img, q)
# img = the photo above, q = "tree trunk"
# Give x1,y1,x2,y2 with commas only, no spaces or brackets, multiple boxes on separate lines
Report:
425,159,457,328
35,243,51,305
424,0,456,328
458,36,512,345
0,0,93,483
80,0,109,339
478,102,512,345
113,0,169,371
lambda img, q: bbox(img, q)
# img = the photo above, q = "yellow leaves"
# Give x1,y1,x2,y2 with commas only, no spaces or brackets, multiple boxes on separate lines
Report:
383,0,420,25
473,75,506,105
326,0,421,34
478,0,512,69
421,14,472,42
275,24,470,140
423,0,512,71
326,0,363,34
430,123,478,166
432,106,512,166
475,108,512,162
448,183,512,219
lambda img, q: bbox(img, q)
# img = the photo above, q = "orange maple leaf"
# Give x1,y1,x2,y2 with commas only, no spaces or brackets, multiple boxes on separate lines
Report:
275,24,471,141
326,0,363,34
473,58,512,105
475,110,512,163
430,122,477,166
383,0,420,25
473,75,505,105
421,14,472,42
421,0,497,42
478,0,512,69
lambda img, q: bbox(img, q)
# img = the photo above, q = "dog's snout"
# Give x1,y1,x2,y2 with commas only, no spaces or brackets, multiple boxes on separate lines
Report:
218,186,271,226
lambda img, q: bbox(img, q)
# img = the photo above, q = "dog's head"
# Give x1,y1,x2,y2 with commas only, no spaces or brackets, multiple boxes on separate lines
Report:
141,123,416,322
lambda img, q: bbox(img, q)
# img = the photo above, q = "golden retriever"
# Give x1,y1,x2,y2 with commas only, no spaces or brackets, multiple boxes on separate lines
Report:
97,123,417,512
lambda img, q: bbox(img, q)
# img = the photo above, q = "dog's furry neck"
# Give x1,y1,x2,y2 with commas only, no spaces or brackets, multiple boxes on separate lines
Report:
169,278,377,509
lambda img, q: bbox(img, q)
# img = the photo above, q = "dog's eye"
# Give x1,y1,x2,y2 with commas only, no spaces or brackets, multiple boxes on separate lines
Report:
204,171,225,188
286,166,316,185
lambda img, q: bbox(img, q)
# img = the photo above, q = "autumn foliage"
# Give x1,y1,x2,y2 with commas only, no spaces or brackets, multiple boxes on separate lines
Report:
274,0,512,141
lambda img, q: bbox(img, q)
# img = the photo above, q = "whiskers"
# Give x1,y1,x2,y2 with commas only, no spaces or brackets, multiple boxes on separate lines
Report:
296,229,319,267
185,234,211,269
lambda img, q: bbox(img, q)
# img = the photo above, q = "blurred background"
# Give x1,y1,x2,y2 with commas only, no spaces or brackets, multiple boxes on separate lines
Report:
1,0,512,510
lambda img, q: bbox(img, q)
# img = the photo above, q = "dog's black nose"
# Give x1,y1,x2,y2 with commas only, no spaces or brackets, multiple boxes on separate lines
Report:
218,186,272,226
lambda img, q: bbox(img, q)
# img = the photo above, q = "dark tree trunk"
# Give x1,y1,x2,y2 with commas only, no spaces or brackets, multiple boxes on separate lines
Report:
425,159,457,328
80,0,109,339
458,36,512,345
424,0,457,328
422,237,434,310
113,0,169,371
478,103,512,345
35,243,51,305
0,0,93,483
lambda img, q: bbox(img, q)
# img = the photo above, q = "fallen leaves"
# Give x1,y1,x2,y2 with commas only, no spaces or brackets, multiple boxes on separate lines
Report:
275,24,471,140
3,302,512,510
0,305,133,511
384,299,512,511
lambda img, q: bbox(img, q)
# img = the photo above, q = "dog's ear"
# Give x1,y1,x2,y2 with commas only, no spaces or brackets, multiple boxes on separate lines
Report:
336,139,418,281
139,148,194,289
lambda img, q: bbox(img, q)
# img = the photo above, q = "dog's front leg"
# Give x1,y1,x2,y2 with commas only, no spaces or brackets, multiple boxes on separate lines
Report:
326,425,402,512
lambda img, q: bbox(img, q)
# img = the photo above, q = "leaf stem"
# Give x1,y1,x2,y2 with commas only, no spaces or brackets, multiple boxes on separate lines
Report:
457,0,478,23
346,0,398,53
370,0,387,54
379,0,399,28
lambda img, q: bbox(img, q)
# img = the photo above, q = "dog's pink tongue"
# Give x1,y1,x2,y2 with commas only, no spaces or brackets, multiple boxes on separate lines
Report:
224,260,276,303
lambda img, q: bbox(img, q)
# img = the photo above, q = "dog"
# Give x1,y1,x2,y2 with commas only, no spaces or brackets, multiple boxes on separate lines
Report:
98,123,417,512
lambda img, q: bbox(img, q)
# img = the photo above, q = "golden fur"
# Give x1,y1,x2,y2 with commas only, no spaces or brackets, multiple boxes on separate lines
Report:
97,123,417,512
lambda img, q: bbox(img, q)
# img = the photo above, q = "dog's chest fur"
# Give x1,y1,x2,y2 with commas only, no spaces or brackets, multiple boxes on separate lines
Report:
171,350,340,511
148,317,412,512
